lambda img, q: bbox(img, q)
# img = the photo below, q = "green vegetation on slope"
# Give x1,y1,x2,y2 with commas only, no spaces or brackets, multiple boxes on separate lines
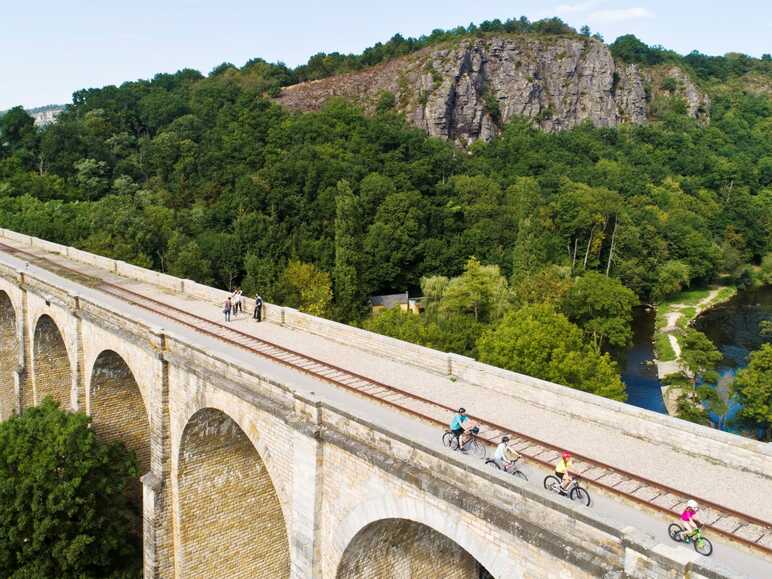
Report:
0,22,770,411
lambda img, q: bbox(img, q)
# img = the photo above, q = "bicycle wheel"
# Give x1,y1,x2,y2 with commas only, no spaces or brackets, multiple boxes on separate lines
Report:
442,432,454,449
485,459,501,470
694,537,713,557
668,523,684,542
570,486,591,507
471,440,486,459
513,469,528,482
543,475,561,493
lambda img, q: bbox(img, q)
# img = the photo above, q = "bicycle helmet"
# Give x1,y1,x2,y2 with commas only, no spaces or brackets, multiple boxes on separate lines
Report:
562,451,572,459
687,499,698,510
502,436,510,443
458,407,466,414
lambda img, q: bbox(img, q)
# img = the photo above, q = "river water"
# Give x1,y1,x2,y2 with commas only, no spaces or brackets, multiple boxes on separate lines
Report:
620,286,772,425
619,306,668,414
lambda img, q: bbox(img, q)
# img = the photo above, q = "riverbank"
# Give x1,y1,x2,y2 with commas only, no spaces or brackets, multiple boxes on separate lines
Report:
652,285,737,415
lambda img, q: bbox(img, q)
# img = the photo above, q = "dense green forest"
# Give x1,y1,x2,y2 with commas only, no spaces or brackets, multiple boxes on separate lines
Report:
1,19,770,416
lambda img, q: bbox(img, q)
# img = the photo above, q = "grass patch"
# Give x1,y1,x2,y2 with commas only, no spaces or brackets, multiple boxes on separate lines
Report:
655,333,676,361
662,372,690,387
655,310,670,330
666,288,711,307
711,286,737,304
677,306,696,329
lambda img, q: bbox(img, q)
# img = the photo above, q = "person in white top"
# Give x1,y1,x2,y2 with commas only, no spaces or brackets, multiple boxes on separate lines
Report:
493,436,520,470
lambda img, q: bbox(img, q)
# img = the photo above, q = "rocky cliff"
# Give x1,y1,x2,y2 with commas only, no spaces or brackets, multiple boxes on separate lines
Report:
277,36,710,144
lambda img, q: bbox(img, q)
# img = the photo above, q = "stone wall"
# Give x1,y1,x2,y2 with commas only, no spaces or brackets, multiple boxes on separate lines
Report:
32,314,71,409
90,349,152,497
176,408,290,578
0,291,17,419
336,519,482,578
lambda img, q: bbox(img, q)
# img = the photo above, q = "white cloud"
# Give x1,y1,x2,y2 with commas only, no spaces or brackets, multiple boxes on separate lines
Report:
587,7,656,24
553,1,604,15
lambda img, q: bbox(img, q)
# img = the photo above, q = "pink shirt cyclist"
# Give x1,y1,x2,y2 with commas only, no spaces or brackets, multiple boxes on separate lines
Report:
680,500,702,534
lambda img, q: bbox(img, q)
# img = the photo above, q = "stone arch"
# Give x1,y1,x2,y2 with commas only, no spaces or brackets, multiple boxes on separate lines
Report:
32,314,71,409
332,496,508,579
0,291,18,419
90,349,151,475
90,349,151,542
176,407,290,578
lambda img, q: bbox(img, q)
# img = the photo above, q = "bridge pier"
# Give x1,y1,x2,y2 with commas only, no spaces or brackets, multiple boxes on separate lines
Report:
67,293,85,412
144,329,175,579
290,396,324,578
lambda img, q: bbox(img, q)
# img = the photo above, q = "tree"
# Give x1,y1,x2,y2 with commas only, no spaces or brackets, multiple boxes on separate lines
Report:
680,329,722,388
477,304,627,401
512,265,573,307
274,260,332,317
563,272,638,350
0,399,139,578
0,106,36,157
653,260,690,302
73,158,110,200
241,254,278,301
363,190,425,291
165,233,213,284
675,392,710,426
733,344,772,440
334,180,365,321
440,257,510,323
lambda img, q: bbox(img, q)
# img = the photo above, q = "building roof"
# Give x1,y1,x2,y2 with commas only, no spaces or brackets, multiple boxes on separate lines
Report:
370,292,409,308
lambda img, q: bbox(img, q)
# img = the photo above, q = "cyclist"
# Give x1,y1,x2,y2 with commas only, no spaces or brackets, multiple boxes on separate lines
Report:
680,500,703,538
555,451,574,493
493,436,521,470
449,408,470,448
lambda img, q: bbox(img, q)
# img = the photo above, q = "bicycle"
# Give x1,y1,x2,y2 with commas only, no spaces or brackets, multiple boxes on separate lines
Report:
485,457,528,481
441,429,486,458
668,523,713,556
543,474,591,507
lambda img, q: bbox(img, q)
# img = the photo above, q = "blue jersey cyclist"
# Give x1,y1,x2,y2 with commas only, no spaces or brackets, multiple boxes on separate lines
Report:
449,407,472,448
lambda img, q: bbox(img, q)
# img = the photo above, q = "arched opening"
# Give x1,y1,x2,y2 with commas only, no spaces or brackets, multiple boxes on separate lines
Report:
177,408,290,578
90,350,151,474
32,314,71,410
90,350,151,544
0,291,18,420
337,518,492,579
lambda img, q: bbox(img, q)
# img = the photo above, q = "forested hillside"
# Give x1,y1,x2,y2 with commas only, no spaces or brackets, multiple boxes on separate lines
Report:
1,17,770,407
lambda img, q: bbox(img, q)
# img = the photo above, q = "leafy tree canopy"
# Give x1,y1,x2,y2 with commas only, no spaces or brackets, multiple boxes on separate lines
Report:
733,344,772,440
477,304,627,400
0,399,139,578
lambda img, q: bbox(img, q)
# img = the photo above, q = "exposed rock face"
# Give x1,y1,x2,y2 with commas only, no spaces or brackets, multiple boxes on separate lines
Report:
277,36,711,144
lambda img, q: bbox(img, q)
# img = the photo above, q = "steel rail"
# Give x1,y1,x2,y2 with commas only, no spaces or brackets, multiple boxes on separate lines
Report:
1,240,770,555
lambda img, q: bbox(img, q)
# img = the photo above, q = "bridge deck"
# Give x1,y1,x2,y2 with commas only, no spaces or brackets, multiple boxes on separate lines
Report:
1,237,771,577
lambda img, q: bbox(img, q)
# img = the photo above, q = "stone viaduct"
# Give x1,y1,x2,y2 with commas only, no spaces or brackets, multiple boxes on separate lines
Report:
0,228,767,579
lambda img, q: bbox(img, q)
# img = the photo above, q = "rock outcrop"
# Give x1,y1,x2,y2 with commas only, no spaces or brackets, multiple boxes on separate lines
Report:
277,36,710,144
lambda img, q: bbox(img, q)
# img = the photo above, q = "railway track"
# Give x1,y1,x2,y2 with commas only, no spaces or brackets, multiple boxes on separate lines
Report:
1,240,771,555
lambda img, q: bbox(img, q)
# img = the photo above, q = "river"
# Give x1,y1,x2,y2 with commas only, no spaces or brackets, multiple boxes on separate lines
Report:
619,306,668,414
620,286,772,422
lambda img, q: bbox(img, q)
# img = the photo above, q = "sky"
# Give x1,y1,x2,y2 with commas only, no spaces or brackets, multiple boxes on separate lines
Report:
1,0,770,110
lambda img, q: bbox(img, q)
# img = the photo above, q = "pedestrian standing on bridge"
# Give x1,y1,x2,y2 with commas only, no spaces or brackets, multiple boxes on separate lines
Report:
224,297,232,322
254,293,263,322
237,288,244,315
230,289,240,317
